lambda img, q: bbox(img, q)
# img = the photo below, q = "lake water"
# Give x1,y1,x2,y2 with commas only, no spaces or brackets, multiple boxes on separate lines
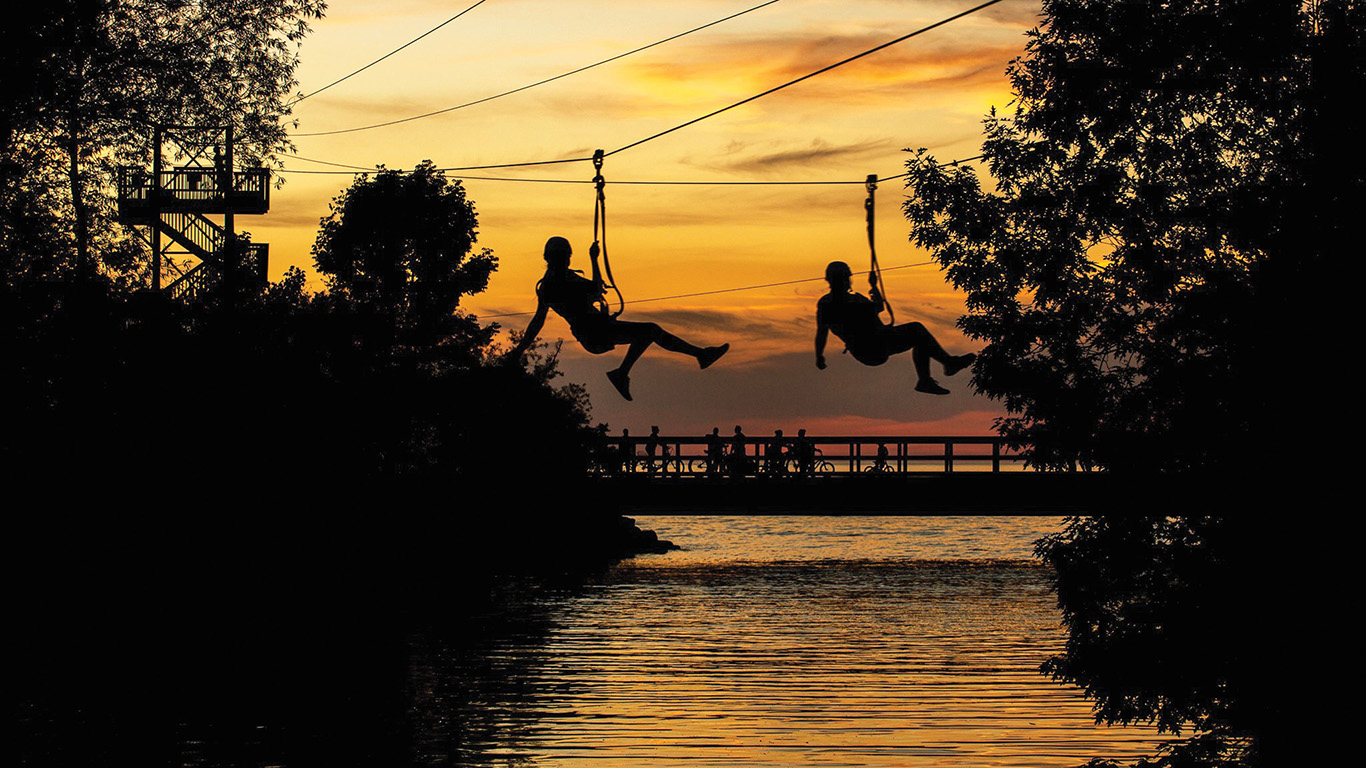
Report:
429,515,1170,767
18,515,1173,767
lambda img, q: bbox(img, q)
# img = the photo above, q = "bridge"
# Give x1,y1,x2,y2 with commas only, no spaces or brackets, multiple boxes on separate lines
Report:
589,434,1115,515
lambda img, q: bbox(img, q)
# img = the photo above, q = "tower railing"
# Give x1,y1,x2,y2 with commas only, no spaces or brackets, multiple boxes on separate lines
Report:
116,167,270,216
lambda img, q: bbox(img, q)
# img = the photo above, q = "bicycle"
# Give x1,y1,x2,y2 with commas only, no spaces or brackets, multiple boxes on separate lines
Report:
794,448,835,477
862,445,893,474
690,453,726,477
647,447,687,477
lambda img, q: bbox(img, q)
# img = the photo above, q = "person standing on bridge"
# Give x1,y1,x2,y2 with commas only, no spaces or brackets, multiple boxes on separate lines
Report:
793,429,815,476
765,429,789,476
618,428,635,474
728,425,751,478
509,236,729,401
814,260,976,395
706,427,725,477
645,426,661,474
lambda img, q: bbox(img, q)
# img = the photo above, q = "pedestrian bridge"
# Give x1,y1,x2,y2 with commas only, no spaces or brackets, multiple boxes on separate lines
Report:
596,434,1024,477
589,434,1113,515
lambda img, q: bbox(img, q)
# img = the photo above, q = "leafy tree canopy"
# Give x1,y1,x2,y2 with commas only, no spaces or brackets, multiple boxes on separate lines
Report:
312,161,497,353
1,0,326,285
904,0,1362,474
904,3,1361,766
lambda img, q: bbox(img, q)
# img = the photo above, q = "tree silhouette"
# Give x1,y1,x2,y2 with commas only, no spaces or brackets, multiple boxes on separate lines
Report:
312,161,497,354
1,0,325,284
1035,513,1312,768
903,2,1361,766
904,0,1362,474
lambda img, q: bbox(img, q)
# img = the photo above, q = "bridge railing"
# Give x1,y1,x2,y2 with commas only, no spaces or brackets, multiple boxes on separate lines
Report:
592,435,1028,477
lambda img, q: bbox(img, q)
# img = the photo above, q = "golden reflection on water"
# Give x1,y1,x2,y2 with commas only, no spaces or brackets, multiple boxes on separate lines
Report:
420,516,1173,767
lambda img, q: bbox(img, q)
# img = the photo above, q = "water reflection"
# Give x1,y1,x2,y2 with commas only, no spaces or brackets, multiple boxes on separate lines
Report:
441,560,1165,767
17,517,1170,767
401,517,1170,767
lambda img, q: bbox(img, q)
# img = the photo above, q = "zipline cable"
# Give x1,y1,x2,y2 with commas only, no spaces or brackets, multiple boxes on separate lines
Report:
275,166,868,180
282,0,1005,171
604,0,1008,158
286,154,377,170
287,0,491,108
271,161,979,182
481,262,935,319
293,0,789,137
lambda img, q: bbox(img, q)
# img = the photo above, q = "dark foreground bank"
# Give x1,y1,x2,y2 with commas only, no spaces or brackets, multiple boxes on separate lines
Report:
11,495,675,768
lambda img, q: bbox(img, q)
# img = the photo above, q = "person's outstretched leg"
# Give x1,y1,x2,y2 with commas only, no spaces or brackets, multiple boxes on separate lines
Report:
886,322,970,395
605,321,728,400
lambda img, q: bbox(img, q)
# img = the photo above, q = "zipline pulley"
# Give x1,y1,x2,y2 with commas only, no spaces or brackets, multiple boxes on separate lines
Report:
592,148,626,318
865,173,894,324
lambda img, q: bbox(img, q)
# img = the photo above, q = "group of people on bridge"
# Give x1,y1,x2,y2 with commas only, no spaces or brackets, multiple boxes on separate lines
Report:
596,425,838,479
510,237,976,401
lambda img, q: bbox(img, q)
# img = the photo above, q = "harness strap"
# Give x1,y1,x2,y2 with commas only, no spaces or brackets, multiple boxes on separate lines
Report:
592,149,626,317
865,173,894,324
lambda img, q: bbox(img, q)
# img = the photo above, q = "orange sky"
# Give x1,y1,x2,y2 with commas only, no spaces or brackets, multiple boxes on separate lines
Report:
255,0,1043,435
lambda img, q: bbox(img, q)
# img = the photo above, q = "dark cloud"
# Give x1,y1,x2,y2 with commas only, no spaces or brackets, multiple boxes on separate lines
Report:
255,195,332,228
485,182,860,227
910,301,966,330
486,205,758,229
865,0,1043,26
555,347,995,435
706,138,893,173
626,305,807,338
623,29,1023,95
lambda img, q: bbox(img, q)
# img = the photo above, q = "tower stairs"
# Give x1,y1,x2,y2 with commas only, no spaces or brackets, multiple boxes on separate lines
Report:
115,125,270,301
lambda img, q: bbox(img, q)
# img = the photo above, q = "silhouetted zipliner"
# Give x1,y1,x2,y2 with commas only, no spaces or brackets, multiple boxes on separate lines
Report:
815,261,976,395
511,237,729,401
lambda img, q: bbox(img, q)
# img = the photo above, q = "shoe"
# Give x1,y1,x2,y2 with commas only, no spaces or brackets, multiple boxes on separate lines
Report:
606,369,632,401
915,378,950,395
943,353,976,377
698,343,730,370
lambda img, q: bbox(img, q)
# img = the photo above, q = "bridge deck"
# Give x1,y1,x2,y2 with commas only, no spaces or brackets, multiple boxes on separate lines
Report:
594,471,1118,515
585,435,1130,514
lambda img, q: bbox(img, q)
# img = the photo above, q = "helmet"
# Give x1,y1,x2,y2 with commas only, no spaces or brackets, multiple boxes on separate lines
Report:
825,261,853,282
544,236,572,260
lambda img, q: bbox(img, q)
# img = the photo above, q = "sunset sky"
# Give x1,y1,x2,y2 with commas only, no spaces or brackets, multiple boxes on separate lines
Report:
255,0,1044,436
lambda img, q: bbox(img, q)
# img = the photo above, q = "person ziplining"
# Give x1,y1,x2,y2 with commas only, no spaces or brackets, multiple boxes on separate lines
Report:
814,176,973,394
814,261,975,394
510,150,728,401
509,236,729,401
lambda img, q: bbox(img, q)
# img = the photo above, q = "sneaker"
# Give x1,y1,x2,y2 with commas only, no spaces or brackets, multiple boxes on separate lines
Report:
943,353,976,377
698,343,730,370
915,378,950,395
606,369,632,401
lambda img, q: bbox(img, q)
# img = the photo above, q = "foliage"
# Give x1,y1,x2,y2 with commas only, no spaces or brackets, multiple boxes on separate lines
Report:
5,274,606,768
903,0,1363,473
312,161,497,353
1,269,595,493
903,2,1358,766
1035,513,1309,768
0,0,326,284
